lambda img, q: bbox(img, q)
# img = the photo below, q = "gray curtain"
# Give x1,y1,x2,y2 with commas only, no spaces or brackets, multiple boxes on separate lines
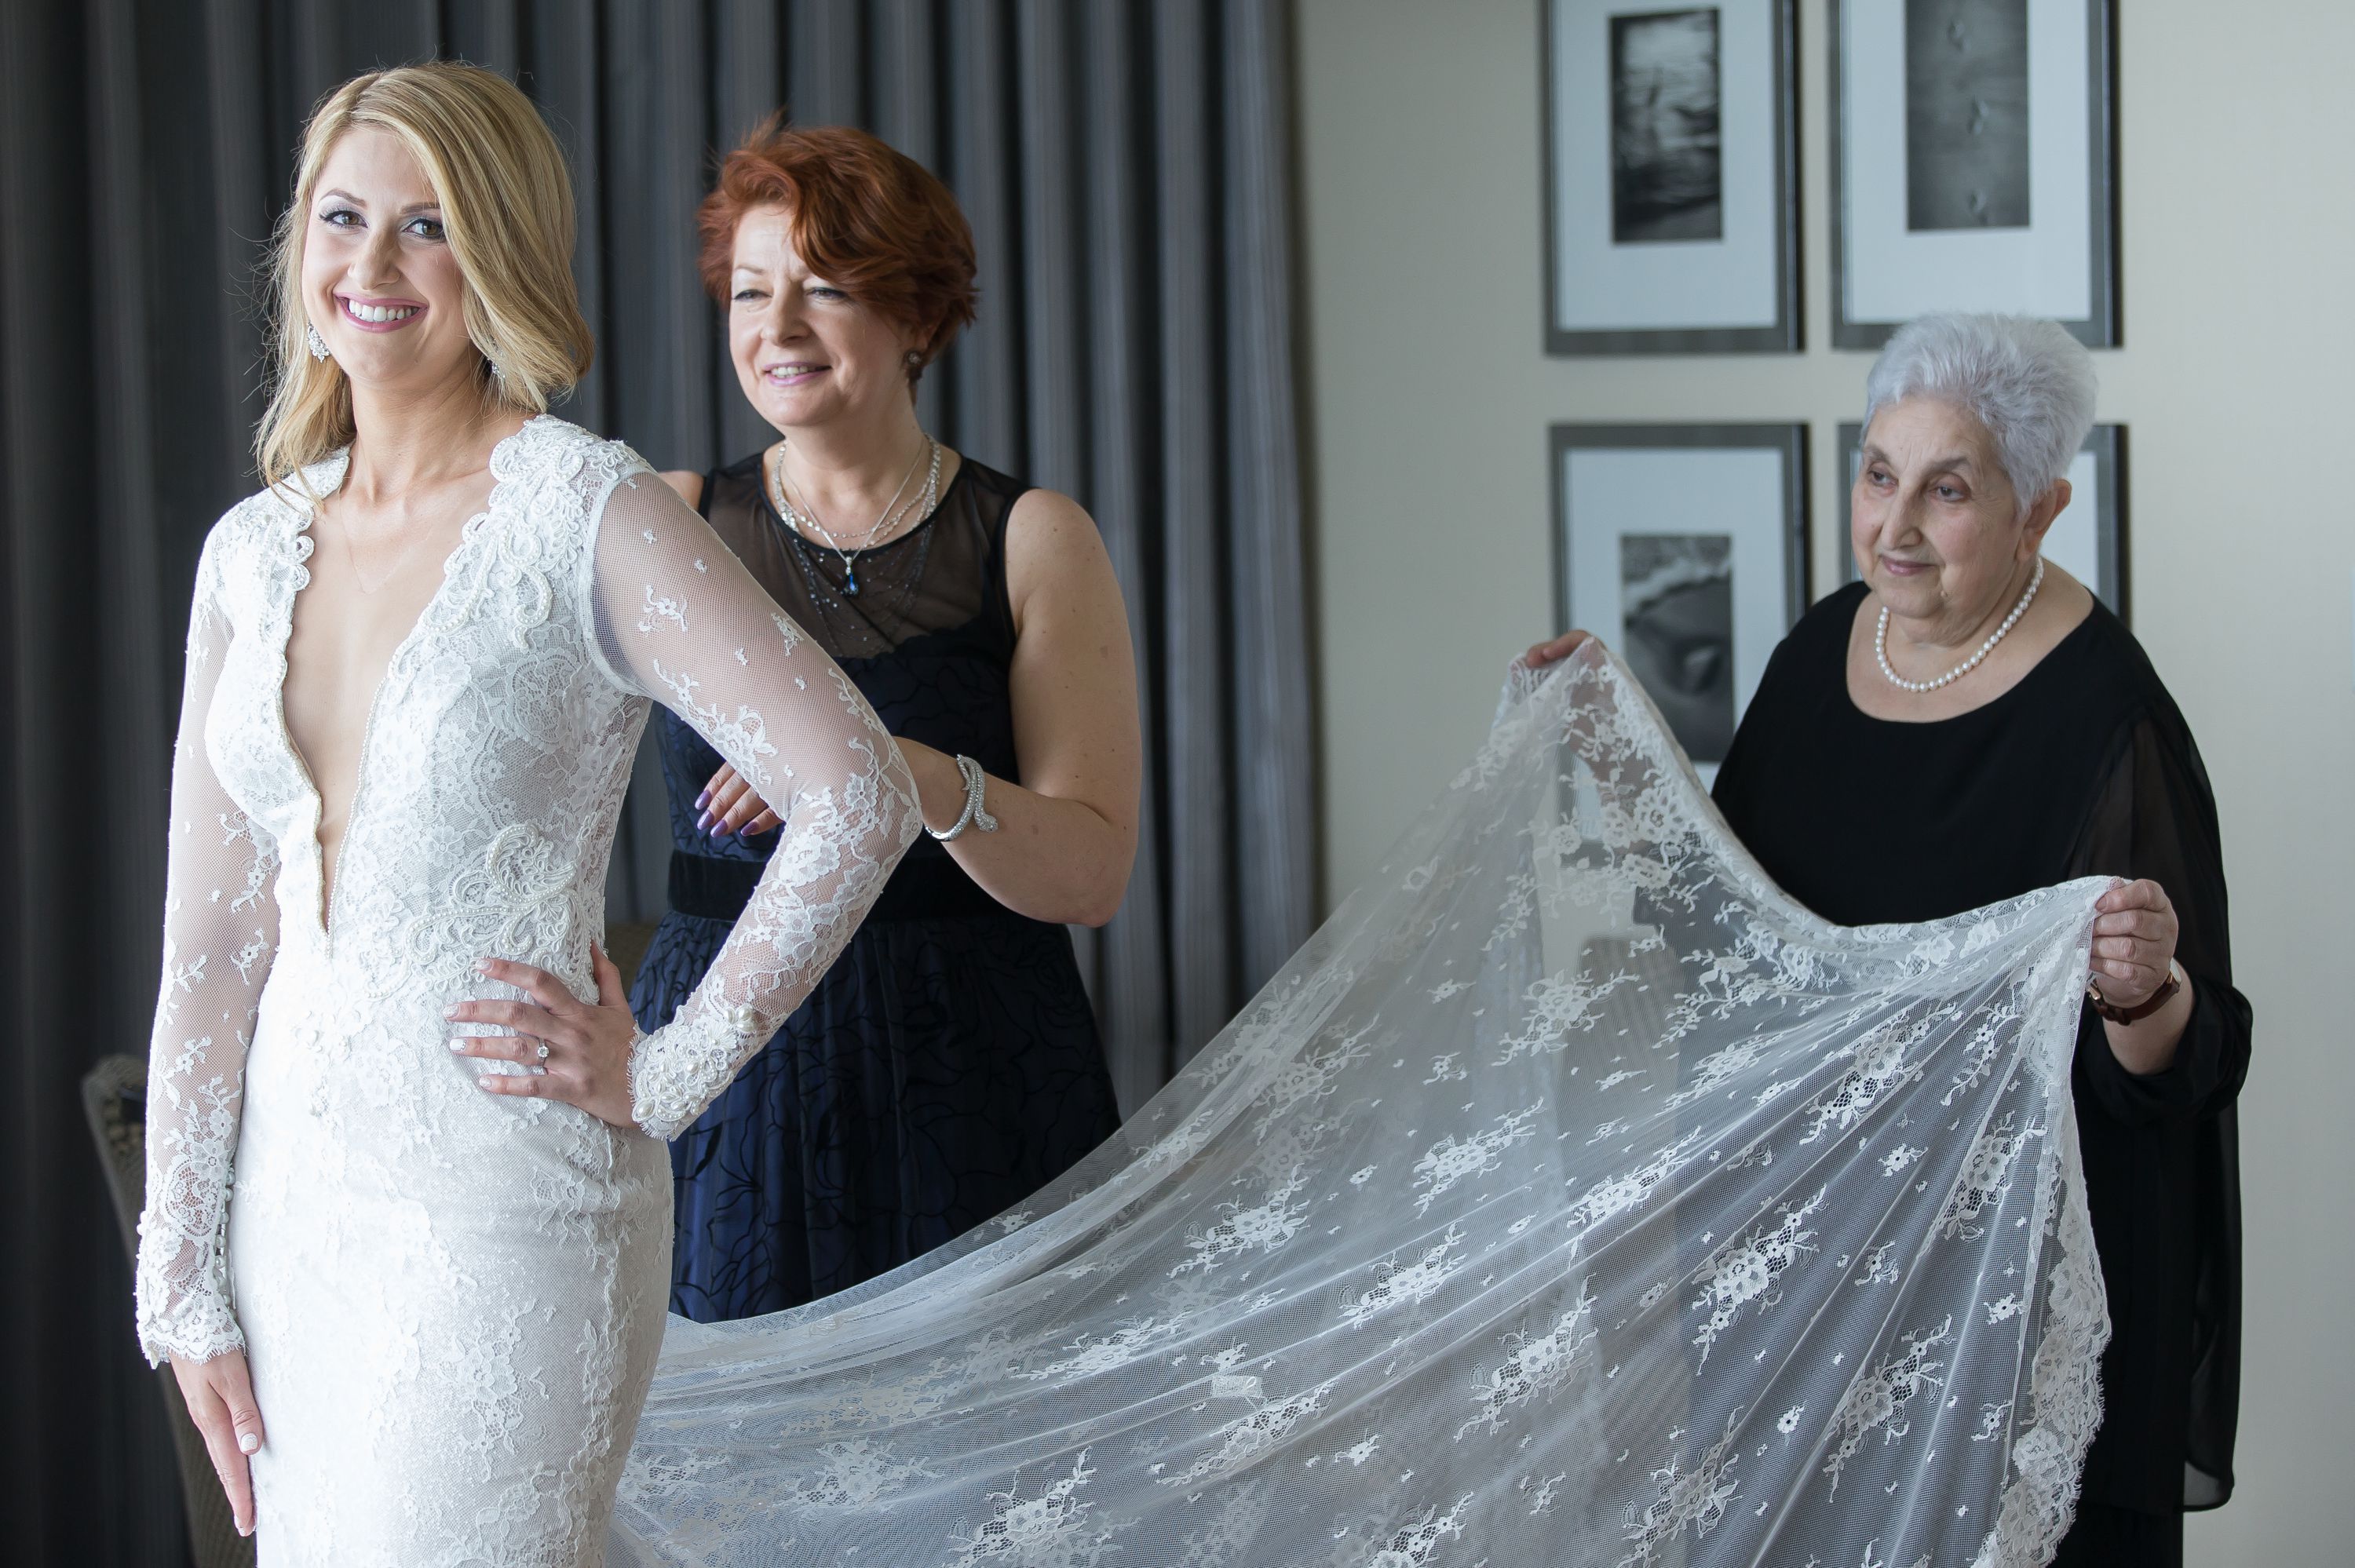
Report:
0,2,1313,1563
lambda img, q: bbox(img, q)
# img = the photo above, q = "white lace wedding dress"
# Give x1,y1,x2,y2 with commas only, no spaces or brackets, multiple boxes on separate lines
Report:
132,415,919,1565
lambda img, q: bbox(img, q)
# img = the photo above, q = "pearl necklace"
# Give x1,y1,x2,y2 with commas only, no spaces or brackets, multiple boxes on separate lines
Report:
1875,556,2044,693
767,437,940,598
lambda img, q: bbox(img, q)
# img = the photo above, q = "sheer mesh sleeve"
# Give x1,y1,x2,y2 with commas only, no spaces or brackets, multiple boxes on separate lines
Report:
2065,713,2255,1125
583,472,920,1140
133,531,280,1366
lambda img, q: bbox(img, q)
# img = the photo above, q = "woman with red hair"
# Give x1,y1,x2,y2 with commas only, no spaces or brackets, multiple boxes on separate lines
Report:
632,121,1138,1320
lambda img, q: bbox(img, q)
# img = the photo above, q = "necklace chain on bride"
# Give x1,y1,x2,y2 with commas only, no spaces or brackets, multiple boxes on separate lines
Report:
1877,556,2044,693
337,447,497,594
341,517,424,595
339,499,461,596
768,436,941,599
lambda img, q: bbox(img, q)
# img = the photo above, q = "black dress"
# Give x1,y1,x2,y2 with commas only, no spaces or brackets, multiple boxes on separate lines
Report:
1711,582,2250,1546
628,451,1123,1321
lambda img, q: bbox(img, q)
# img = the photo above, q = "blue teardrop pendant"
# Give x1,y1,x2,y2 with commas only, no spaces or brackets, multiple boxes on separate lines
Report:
842,569,861,597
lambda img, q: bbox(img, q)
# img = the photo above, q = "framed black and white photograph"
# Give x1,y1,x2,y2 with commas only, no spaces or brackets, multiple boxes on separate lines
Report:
1552,425,1809,777
1830,0,2119,348
1834,421,2127,616
1542,0,1800,355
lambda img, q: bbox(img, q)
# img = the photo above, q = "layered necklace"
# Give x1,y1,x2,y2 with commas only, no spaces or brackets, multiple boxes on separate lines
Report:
766,436,941,599
1875,556,2044,693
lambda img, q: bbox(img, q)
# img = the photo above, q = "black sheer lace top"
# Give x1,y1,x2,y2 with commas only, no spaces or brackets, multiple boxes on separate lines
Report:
659,449,1029,911
710,449,1010,669
1711,582,2251,1515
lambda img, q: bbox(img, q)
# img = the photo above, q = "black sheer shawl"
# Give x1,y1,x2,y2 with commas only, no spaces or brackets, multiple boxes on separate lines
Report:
2062,712,2247,1510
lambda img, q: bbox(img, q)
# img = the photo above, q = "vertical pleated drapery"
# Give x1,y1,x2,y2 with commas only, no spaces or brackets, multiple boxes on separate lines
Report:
0,2,1314,1562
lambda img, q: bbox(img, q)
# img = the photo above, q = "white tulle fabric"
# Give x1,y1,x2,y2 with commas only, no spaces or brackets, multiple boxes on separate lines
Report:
612,643,2109,1568
133,416,918,1563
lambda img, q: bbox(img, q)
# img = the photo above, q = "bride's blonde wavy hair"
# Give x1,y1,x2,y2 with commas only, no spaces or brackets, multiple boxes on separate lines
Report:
256,62,594,489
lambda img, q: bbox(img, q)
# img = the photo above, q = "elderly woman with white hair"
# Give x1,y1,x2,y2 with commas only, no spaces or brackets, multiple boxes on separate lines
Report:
1533,312,2249,1565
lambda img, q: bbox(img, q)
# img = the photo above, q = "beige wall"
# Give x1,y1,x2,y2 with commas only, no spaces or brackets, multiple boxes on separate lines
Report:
1295,1,2353,1560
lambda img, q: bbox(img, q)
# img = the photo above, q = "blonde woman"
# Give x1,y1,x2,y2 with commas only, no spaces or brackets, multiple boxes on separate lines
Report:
130,63,917,1560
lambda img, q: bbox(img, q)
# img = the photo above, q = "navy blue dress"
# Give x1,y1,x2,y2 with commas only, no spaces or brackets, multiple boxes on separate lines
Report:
629,451,1122,1322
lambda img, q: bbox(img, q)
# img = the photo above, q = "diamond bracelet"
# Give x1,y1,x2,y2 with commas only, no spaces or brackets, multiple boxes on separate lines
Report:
929,753,1000,842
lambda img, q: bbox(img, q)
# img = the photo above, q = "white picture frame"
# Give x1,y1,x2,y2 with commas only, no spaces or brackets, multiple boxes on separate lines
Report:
1552,424,1810,781
1829,0,2119,348
1541,0,1800,354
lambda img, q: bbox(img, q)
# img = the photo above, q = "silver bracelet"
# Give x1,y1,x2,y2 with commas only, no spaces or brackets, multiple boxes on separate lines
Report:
929,753,1000,841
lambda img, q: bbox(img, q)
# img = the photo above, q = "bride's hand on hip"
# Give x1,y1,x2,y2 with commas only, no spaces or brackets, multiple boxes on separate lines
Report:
449,945,642,1130
171,1347,264,1537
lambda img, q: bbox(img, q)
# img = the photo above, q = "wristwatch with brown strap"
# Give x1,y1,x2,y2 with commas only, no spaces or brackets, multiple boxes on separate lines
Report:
2087,960,2184,1026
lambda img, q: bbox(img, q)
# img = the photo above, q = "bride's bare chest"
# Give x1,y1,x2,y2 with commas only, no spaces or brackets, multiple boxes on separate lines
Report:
279,513,469,799
206,469,633,870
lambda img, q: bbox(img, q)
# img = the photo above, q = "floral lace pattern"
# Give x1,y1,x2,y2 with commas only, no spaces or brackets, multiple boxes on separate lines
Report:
132,416,915,1562
611,644,2110,1568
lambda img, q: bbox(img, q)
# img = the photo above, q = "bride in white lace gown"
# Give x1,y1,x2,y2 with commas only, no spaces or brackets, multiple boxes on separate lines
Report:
131,66,918,1563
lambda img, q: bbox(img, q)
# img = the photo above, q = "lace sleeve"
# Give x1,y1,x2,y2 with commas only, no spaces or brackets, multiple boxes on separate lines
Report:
133,530,280,1367
582,472,920,1140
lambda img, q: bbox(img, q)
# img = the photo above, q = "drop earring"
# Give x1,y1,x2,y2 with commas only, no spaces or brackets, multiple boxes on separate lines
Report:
308,323,330,362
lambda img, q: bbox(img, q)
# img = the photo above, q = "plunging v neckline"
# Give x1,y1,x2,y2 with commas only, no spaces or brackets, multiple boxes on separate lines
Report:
274,418,537,944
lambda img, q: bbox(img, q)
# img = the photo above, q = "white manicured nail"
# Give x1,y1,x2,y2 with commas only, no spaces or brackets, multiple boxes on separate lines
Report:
239,1431,260,1453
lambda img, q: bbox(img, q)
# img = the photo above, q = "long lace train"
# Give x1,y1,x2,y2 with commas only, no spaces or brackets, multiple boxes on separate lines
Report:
610,642,2109,1568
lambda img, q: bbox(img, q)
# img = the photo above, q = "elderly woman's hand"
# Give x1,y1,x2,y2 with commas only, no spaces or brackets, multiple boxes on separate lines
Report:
1521,630,1595,669
2090,878,2179,1008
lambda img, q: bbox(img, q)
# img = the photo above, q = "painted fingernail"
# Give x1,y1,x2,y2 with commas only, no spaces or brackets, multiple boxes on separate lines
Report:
448,1037,469,1052
695,789,710,809
239,1432,260,1453
694,810,713,832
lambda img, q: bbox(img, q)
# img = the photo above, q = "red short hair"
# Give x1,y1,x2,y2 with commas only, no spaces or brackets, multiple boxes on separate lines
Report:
698,119,978,381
